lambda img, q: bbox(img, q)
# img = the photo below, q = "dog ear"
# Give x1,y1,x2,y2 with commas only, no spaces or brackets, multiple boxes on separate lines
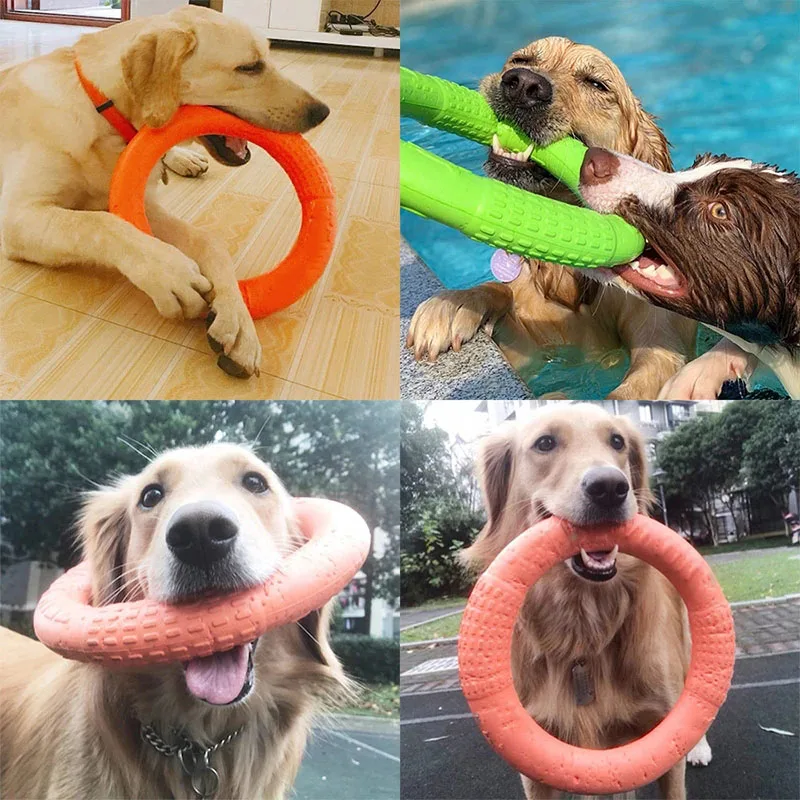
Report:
624,100,673,172
121,22,197,129
296,604,338,667
79,484,131,606
619,419,653,513
459,429,515,572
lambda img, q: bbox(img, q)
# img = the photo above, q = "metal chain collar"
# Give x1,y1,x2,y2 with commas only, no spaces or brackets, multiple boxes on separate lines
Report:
140,723,244,799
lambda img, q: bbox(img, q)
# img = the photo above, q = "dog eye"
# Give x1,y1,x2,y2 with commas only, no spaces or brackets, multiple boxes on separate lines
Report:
610,433,625,451
236,60,265,74
533,435,557,453
584,77,609,93
708,201,728,220
242,471,269,494
139,484,164,509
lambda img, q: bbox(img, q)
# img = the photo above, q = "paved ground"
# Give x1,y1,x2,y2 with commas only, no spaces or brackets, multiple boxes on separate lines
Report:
401,652,800,800
295,715,399,800
400,599,800,799
401,604,467,631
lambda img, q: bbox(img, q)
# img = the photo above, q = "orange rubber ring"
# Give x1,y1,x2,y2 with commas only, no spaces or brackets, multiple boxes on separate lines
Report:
458,514,735,795
108,106,336,320
33,498,368,667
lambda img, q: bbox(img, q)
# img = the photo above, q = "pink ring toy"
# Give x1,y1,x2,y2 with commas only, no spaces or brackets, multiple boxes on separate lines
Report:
33,498,369,667
458,514,735,795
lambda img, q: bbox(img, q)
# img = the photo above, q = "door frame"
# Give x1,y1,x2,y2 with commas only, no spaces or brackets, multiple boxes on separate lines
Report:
0,0,129,27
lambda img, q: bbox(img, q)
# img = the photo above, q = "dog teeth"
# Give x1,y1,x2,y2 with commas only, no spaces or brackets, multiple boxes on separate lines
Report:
655,265,675,282
630,260,640,270
579,545,619,570
491,134,533,161
641,264,659,278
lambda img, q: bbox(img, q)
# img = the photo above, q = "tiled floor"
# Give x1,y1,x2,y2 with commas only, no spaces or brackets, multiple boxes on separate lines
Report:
0,20,399,399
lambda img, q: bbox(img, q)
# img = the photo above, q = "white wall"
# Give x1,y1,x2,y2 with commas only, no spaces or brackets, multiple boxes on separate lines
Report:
130,0,186,18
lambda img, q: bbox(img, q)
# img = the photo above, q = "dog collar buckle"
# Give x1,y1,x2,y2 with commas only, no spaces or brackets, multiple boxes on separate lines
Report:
571,658,595,706
178,743,220,800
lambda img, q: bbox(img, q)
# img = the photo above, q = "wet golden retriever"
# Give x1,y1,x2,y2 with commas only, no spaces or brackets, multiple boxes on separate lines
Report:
407,38,697,399
0,6,329,378
0,443,345,800
460,404,711,799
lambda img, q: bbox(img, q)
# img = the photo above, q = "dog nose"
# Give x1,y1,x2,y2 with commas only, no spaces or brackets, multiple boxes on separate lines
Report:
166,501,239,568
306,101,330,128
582,467,630,509
501,68,553,107
580,147,620,186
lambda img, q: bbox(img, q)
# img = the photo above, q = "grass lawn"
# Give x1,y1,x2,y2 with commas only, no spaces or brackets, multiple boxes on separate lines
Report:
709,550,800,603
340,683,399,718
402,551,799,642
400,612,463,644
400,596,467,612
697,532,788,556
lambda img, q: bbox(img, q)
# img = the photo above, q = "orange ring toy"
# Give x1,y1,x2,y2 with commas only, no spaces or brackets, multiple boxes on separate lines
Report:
33,498,368,667
108,106,336,320
458,514,735,795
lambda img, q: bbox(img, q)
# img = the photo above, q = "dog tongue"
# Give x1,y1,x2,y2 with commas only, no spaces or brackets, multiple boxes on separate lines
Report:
184,645,248,705
224,137,248,160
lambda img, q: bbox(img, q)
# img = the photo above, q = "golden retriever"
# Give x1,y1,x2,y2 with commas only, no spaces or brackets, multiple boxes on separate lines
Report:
407,38,697,399
460,404,711,799
0,443,345,800
0,6,329,378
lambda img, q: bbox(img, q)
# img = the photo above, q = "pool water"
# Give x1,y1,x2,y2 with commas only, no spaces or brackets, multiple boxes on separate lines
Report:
400,0,799,397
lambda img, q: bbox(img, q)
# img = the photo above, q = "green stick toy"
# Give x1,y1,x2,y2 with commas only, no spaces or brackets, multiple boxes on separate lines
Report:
400,67,644,275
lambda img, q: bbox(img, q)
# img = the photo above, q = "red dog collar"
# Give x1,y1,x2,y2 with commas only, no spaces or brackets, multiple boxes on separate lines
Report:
75,58,138,143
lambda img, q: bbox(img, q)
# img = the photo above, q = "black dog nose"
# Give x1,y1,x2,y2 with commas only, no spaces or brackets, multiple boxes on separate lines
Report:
501,68,553,107
166,501,238,568
306,102,330,128
582,467,630,509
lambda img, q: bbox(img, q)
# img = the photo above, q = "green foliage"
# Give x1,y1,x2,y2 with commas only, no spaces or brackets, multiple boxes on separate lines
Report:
0,401,399,605
400,403,483,606
655,402,800,541
330,634,399,684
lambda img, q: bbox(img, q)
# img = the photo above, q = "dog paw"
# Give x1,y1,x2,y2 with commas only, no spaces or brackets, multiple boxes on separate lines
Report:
407,291,490,361
162,146,209,178
687,735,712,767
205,301,262,378
134,254,211,320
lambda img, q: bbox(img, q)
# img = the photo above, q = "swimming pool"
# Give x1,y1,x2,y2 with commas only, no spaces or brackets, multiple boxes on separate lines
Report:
400,0,799,397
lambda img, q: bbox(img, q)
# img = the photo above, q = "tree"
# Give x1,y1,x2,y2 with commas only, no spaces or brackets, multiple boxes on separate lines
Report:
400,403,483,605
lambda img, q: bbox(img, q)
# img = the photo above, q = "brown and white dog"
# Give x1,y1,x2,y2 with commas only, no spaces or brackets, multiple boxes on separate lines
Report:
579,148,800,398
460,404,711,800
407,38,697,399
0,444,345,799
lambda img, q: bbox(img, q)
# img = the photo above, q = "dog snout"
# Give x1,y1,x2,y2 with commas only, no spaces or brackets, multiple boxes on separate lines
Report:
166,501,239,568
580,147,620,186
501,68,553,108
581,466,629,510
306,101,330,129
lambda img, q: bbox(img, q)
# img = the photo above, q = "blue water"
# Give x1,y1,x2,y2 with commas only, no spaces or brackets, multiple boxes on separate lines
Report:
400,0,800,397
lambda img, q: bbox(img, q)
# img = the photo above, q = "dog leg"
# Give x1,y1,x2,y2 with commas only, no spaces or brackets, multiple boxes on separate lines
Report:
657,758,687,800
162,146,209,178
407,283,513,360
1,201,210,320
687,733,712,767
146,201,262,378
521,775,562,800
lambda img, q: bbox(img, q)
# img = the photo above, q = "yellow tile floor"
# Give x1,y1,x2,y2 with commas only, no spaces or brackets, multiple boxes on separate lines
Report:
0,21,399,399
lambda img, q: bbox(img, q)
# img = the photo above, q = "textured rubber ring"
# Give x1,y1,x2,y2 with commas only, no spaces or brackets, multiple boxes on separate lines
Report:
458,514,735,795
108,105,336,319
34,498,369,667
